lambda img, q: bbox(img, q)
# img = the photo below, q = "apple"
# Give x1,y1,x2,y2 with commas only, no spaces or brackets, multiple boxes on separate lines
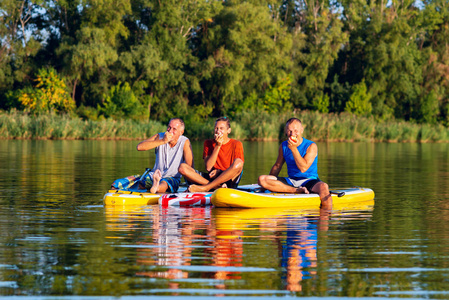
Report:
289,136,297,143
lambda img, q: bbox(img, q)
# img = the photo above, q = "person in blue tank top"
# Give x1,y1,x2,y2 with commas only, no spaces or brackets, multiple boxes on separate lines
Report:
258,118,332,209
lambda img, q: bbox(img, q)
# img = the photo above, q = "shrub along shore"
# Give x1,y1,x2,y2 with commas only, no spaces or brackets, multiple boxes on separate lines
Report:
1,110,448,143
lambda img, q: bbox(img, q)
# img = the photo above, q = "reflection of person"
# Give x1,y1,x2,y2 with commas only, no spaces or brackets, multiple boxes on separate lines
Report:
258,118,332,209
281,209,330,292
136,118,193,193
212,229,243,284
131,206,244,294
281,218,317,292
135,206,196,288
179,117,244,192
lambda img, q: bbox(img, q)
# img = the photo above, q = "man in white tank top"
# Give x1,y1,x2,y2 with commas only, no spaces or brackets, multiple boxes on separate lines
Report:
136,118,193,193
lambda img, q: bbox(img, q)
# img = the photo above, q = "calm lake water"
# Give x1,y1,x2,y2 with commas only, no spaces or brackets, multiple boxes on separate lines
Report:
0,139,449,299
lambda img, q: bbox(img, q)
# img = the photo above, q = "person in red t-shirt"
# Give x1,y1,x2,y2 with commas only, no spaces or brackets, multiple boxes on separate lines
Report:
179,117,244,192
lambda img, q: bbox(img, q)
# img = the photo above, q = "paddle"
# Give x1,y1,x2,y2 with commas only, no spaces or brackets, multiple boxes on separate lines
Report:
330,190,345,197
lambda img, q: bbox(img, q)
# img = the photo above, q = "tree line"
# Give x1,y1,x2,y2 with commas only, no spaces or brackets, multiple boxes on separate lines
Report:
1,0,449,126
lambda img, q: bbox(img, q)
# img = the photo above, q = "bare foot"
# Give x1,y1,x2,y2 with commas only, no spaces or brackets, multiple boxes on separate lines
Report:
188,184,209,192
150,170,162,193
295,187,309,194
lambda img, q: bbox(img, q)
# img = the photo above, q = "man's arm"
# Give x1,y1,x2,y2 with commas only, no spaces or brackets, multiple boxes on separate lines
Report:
183,139,194,167
269,145,285,176
137,132,172,151
290,142,317,172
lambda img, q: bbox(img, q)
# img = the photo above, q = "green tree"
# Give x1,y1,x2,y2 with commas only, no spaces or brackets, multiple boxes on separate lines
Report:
55,0,131,105
0,0,43,102
419,1,449,124
114,0,221,121
289,1,348,109
338,0,424,120
345,80,372,116
238,75,293,113
194,1,292,116
313,92,330,113
17,67,74,113
98,82,147,120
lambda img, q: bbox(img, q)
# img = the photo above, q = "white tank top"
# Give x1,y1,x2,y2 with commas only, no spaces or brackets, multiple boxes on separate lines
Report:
152,133,188,178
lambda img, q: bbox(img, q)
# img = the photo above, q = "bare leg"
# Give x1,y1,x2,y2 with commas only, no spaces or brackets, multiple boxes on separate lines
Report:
178,163,210,185
258,175,309,194
318,208,331,231
150,170,162,194
311,182,332,209
156,181,169,193
188,158,244,192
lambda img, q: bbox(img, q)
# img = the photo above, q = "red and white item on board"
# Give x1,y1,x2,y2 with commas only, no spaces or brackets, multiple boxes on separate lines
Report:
159,192,212,207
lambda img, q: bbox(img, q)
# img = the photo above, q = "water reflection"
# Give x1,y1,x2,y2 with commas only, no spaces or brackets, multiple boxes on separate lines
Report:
3,140,449,297
104,202,374,296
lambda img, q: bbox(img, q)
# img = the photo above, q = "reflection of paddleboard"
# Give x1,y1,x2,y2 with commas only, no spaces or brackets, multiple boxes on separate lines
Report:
159,192,212,207
214,200,375,237
211,187,375,208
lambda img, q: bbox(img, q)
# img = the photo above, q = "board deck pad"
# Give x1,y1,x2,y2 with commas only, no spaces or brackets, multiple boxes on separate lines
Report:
159,192,212,207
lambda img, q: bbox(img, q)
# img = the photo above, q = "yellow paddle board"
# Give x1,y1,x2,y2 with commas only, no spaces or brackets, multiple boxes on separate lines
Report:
211,187,375,208
103,190,160,206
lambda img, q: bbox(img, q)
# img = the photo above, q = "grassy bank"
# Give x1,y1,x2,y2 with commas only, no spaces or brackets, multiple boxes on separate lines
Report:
1,110,448,142
0,111,166,140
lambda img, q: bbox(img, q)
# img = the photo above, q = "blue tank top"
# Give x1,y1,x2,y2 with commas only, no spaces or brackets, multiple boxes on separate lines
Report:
282,137,319,180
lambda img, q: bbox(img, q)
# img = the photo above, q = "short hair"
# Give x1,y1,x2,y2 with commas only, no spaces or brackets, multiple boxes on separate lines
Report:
215,117,231,129
285,118,301,127
169,118,185,130
284,118,301,135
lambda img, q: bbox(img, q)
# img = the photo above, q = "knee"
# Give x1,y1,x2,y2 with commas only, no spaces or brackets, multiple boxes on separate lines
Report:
317,182,329,193
232,158,244,172
178,163,189,175
258,175,267,186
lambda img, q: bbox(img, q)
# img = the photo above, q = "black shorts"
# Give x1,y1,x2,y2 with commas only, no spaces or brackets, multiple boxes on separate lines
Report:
194,169,243,188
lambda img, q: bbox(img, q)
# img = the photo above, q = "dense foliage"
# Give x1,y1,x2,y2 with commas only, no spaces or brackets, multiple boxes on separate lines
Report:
1,0,449,126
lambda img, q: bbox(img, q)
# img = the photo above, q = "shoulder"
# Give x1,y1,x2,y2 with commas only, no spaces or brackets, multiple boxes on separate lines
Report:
183,137,192,150
230,139,242,146
303,137,315,145
178,135,188,142
303,138,317,152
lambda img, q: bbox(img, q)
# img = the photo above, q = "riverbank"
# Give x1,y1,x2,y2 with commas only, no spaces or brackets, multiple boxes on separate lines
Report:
1,110,448,142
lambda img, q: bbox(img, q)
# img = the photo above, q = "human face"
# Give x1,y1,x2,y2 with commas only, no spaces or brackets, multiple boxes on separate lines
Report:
167,120,183,141
214,120,230,139
285,120,303,140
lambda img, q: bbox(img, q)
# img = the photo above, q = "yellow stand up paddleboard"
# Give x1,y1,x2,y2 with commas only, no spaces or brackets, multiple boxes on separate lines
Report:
103,190,160,206
211,187,375,208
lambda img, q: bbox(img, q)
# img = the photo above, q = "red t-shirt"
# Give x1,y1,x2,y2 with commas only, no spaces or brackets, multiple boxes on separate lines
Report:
203,139,244,171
